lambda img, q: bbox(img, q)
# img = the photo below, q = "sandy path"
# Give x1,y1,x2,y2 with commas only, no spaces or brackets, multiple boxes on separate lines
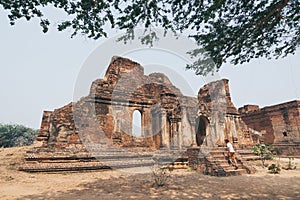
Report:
1,146,299,200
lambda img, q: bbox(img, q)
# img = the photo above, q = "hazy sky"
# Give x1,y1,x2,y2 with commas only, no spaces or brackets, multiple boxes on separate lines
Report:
1,9,299,129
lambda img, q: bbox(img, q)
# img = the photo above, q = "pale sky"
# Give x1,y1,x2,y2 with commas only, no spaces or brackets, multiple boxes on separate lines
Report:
0,9,299,129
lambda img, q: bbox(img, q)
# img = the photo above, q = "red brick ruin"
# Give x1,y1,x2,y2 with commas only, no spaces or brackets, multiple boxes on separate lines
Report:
21,56,300,175
239,101,300,156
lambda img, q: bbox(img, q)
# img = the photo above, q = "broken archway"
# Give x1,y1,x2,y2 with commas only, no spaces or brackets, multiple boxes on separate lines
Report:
196,116,209,146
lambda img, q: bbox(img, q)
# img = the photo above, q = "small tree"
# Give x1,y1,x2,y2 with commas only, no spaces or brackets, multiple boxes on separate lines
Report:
252,144,274,167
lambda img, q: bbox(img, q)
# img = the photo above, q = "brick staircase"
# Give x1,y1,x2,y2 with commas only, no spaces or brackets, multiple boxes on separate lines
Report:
206,147,249,176
188,146,256,176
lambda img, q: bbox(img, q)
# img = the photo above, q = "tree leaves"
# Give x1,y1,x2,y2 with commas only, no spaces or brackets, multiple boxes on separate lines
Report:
0,123,37,148
1,0,299,75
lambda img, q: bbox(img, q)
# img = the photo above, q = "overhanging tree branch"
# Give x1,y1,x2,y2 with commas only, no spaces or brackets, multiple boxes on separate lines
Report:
0,0,299,75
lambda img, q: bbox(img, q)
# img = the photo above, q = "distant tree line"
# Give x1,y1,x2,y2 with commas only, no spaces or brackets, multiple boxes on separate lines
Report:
0,123,37,148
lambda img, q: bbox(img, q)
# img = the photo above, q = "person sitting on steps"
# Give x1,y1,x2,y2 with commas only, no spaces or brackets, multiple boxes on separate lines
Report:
224,139,238,170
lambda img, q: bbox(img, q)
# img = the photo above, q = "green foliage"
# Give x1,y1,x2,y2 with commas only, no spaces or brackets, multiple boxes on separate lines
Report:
252,144,275,167
252,144,274,158
1,0,299,75
268,163,281,174
0,123,37,148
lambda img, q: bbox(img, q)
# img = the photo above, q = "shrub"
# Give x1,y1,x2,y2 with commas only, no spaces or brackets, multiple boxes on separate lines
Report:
151,164,170,187
268,163,281,174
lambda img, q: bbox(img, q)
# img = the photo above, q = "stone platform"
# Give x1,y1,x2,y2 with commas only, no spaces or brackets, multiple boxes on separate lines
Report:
19,146,189,172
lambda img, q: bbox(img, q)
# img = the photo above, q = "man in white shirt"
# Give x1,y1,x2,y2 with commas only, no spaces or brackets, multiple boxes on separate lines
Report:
224,139,238,169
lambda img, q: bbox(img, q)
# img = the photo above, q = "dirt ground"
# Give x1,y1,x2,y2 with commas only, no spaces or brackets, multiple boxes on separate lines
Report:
1,145,300,200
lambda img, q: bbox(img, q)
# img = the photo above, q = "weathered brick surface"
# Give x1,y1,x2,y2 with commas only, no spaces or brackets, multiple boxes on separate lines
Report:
37,57,256,150
23,56,260,172
187,147,255,176
239,101,300,155
197,79,254,147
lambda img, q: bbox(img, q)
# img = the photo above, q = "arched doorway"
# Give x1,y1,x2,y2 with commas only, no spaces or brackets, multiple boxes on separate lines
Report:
132,110,142,137
196,116,209,146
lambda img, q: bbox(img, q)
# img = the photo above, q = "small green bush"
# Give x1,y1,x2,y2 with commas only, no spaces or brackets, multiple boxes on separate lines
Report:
268,163,281,174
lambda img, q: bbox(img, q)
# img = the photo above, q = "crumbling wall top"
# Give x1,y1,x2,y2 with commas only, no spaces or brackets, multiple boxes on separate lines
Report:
198,79,238,114
238,105,260,114
104,56,144,85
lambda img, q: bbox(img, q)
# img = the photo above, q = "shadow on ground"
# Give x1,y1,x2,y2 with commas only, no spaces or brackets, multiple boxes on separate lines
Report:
18,171,300,200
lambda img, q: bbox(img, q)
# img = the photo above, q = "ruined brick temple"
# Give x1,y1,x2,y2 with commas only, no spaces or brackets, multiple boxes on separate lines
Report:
21,56,299,174
239,101,300,156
